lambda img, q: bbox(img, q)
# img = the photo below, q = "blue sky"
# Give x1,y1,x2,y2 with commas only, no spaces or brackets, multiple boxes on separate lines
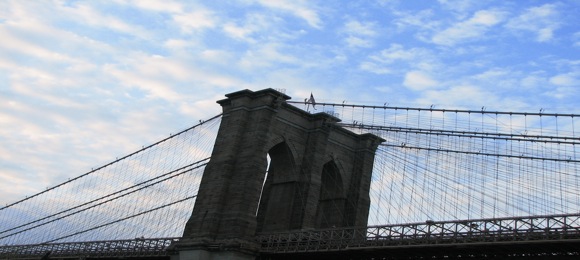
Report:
1,0,579,204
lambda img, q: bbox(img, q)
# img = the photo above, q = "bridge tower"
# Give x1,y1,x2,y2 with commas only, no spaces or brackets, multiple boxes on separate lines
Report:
172,89,384,260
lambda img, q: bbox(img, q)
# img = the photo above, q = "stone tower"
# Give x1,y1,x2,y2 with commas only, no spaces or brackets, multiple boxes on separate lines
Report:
172,89,384,260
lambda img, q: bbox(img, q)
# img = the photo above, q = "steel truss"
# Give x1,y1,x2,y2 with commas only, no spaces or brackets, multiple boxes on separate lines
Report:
2,214,580,259
257,213,580,253
0,237,178,259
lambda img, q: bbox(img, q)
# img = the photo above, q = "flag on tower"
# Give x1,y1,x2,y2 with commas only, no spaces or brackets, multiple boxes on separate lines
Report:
307,93,316,110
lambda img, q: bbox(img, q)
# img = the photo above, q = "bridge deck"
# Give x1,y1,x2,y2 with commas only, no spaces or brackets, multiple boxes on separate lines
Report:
2,214,580,259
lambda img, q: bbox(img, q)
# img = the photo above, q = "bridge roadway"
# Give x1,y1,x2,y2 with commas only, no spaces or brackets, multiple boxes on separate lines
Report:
2,214,580,259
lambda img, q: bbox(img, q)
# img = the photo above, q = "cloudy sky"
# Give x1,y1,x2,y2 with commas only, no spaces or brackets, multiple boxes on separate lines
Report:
1,0,579,204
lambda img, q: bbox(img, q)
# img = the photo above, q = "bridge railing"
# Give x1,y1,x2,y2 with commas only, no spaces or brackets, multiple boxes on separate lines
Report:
3,214,580,258
0,237,179,259
257,213,580,253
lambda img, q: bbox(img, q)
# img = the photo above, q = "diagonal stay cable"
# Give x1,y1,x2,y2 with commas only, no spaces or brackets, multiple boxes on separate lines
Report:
0,114,221,212
44,195,196,244
0,160,208,240
5,195,196,256
0,157,208,235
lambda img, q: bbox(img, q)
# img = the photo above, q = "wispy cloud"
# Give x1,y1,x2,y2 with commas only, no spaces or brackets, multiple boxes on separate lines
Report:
506,3,561,42
436,0,479,14
1,0,579,216
550,72,579,87
114,0,184,13
172,9,217,33
360,44,434,74
114,0,217,34
403,71,439,91
393,9,439,33
222,13,274,43
418,85,498,108
254,0,322,29
238,43,300,69
342,19,378,48
59,2,153,40
431,9,506,45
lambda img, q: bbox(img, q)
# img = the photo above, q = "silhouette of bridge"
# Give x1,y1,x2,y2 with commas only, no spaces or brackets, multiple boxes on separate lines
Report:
2,89,580,259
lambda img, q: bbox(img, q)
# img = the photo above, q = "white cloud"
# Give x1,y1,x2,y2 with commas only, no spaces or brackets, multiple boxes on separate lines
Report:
342,20,377,48
200,50,234,65
394,9,439,32
372,44,425,62
173,9,217,33
520,75,547,89
506,4,560,42
473,68,509,80
360,44,433,74
114,0,216,35
222,13,274,43
359,62,392,74
470,10,504,26
432,9,506,45
0,26,104,78
103,54,242,103
238,43,299,70
344,20,377,37
1,0,579,226
114,0,184,13
0,29,68,62
437,0,478,15
403,71,439,91
60,3,152,40
104,67,179,102
549,73,579,87
345,36,372,48
417,85,497,107
543,86,577,99
223,22,255,42
163,38,195,50
254,0,322,29
543,73,579,99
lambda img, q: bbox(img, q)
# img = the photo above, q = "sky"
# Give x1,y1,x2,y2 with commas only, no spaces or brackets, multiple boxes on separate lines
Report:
1,0,579,205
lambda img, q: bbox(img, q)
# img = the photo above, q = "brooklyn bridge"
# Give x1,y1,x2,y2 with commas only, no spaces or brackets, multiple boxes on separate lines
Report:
1,89,579,259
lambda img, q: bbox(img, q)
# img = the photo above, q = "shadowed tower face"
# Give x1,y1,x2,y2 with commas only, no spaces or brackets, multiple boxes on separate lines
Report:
316,161,345,228
174,89,383,260
256,142,300,232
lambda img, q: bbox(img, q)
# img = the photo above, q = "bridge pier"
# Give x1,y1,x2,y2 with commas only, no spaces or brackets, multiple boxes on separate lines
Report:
172,89,383,259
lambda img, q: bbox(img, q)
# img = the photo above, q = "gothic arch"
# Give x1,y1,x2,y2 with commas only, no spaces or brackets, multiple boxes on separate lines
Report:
264,135,299,168
256,141,300,232
315,160,346,228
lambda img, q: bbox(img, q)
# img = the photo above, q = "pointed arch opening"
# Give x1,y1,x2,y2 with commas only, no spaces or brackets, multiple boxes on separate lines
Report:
316,160,346,228
256,142,300,232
